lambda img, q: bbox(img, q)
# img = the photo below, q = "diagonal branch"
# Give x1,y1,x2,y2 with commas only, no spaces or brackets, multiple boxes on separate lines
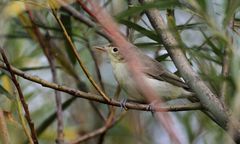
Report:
139,0,240,143
0,49,39,144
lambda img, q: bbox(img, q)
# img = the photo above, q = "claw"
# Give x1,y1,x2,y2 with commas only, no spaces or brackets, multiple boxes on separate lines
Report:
147,103,155,115
147,100,159,115
120,98,128,111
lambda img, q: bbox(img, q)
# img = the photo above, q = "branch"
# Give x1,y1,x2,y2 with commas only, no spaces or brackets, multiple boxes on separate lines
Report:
220,45,230,102
0,49,39,144
27,10,64,143
139,0,240,143
220,15,234,102
16,93,34,144
85,39,105,92
0,63,202,112
69,110,126,144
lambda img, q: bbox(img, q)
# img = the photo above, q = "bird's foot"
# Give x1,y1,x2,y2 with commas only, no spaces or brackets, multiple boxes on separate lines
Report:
147,100,160,115
120,98,128,111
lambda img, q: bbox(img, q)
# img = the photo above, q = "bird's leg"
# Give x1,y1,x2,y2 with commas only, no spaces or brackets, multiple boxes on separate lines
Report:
146,100,161,114
120,98,128,111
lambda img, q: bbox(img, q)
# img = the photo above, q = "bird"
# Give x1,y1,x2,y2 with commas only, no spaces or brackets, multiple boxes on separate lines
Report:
96,44,195,102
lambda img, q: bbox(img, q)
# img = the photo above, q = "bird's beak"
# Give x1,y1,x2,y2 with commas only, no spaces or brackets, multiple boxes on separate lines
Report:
94,46,107,52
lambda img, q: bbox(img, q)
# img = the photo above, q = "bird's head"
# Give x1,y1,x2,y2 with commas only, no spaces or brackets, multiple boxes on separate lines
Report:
95,45,125,63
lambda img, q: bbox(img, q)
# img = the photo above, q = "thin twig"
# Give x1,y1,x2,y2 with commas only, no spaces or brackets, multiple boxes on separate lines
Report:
69,111,126,144
71,100,117,144
0,49,39,144
0,63,202,112
85,39,105,91
220,15,234,102
220,47,230,102
51,57,64,144
50,7,110,102
27,10,64,143
20,66,61,71
16,93,34,144
85,39,108,122
97,83,122,144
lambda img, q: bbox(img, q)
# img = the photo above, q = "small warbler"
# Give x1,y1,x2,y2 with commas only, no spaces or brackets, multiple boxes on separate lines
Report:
96,45,194,102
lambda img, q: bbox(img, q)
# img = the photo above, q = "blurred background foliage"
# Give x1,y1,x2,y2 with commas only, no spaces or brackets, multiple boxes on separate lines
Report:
0,0,240,144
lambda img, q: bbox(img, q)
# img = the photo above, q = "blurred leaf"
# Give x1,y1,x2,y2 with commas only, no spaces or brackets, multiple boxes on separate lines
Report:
3,111,19,126
2,1,26,18
223,0,240,27
134,42,159,47
200,29,223,57
60,8,76,65
18,13,37,41
196,0,207,12
115,0,180,19
119,19,160,42
190,47,221,64
0,85,14,100
177,23,206,31
156,53,169,62
186,0,207,13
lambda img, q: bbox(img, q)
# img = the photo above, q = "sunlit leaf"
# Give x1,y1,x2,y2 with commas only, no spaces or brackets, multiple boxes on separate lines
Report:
0,85,14,100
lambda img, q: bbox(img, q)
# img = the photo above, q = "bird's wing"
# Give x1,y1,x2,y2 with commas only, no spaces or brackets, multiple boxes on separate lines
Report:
141,54,189,89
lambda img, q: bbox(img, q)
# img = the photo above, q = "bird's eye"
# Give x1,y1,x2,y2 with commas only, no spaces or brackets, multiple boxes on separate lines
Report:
112,47,118,53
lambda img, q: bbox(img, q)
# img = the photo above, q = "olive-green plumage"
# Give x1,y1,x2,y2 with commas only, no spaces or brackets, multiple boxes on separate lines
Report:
97,45,194,101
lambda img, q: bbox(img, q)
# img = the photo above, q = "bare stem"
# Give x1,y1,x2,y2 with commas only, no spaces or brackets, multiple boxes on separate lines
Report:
16,94,34,144
85,39,105,92
0,49,39,144
27,10,64,143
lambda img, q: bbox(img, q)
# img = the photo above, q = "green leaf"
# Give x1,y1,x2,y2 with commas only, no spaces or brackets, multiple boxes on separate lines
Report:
177,23,206,31
0,85,15,100
60,8,76,65
156,53,169,62
119,19,160,42
115,1,180,19
199,29,222,57
134,42,160,49
223,0,240,27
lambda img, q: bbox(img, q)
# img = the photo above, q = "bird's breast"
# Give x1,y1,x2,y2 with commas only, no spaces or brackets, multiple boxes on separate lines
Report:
112,62,142,100
111,62,190,101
